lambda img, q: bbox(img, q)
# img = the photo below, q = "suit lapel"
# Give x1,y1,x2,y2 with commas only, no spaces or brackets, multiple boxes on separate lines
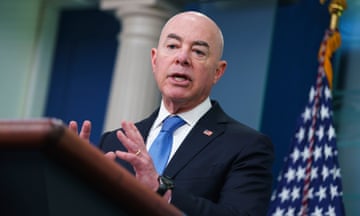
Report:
134,109,159,144
133,102,231,178
164,102,229,178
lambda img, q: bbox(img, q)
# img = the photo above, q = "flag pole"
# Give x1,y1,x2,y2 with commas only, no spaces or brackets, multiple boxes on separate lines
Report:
317,0,347,89
320,0,347,30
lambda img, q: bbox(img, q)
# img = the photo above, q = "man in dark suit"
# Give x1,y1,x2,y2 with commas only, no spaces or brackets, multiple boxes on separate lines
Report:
71,11,274,216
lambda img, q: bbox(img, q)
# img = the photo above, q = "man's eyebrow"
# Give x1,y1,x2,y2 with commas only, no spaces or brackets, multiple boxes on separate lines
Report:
193,40,209,49
166,33,210,49
167,33,182,41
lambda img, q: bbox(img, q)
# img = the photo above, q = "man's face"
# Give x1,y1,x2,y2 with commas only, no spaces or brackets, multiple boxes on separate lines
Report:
151,13,226,111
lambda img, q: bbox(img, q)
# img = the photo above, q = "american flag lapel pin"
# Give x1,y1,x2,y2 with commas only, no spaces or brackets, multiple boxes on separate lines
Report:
203,129,213,136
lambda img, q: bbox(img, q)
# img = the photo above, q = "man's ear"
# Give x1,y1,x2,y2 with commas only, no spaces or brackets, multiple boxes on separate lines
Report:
213,60,227,84
151,48,157,71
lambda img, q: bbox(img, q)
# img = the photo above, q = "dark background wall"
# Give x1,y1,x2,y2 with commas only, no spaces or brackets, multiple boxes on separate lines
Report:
45,9,119,144
260,0,330,183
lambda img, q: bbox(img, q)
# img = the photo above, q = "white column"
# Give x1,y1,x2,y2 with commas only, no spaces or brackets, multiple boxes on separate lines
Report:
100,1,178,131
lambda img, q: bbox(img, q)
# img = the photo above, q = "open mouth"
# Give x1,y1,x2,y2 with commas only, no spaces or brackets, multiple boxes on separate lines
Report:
174,76,188,81
170,73,191,82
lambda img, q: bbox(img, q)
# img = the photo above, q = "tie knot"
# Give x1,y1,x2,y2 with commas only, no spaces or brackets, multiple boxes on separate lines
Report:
161,116,185,133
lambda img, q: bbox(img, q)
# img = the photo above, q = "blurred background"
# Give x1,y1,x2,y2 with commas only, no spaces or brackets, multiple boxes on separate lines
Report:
0,0,359,214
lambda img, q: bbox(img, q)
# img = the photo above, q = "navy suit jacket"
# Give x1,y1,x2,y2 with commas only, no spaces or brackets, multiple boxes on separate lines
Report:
99,101,274,216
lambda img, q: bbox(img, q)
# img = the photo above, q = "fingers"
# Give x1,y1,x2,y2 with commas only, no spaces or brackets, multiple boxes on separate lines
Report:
113,122,159,190
116,121,145,154
68,121,78,134
104,151,116,160
115,149,158,190
79,120,91,141
115,122,151,166
68,120,92,142
114,150,142,164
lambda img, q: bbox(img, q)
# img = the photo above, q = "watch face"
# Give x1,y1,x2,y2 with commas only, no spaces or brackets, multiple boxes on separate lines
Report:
160,176,174,188
157,176,174,196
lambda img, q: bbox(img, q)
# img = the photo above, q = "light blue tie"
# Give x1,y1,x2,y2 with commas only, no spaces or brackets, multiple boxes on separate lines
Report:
149,116,185,174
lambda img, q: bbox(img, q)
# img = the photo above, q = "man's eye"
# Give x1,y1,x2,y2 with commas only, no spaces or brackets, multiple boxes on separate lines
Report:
167,44,177,49
194,49,205,56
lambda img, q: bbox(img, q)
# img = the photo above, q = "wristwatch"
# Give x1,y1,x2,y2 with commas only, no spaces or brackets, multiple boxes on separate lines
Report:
156,175,174,196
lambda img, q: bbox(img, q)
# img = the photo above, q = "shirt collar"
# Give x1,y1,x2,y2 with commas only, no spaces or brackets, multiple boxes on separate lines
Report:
154,97,212,129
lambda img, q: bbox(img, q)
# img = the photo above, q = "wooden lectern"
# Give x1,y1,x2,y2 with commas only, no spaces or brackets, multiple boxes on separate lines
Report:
0,119,183,216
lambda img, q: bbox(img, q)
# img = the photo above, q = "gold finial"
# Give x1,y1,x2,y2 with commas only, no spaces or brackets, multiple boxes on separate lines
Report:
320,0,347,30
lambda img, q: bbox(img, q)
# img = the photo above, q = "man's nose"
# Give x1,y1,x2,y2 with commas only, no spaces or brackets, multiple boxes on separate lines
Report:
175,50,190,66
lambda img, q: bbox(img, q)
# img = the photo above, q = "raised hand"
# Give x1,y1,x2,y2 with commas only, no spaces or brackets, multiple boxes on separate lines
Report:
114,121,159,191
68,120,92,142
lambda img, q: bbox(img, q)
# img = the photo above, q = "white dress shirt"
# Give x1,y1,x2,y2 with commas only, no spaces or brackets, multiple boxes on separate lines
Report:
146,98,212,164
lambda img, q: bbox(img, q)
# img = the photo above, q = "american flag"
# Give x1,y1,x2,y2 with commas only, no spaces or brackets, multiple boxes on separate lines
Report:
267,30,346,216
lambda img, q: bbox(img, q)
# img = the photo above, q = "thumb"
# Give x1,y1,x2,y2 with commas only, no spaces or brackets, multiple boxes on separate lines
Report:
104,151,116,160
